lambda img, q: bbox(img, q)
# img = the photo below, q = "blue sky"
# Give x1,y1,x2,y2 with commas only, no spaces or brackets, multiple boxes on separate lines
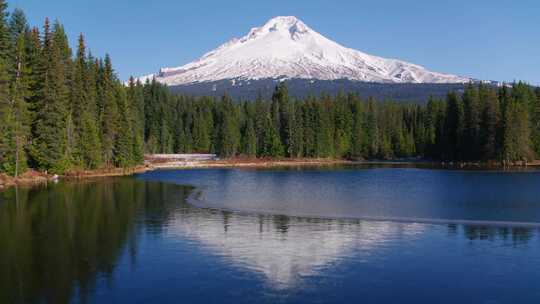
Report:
10,0,540,84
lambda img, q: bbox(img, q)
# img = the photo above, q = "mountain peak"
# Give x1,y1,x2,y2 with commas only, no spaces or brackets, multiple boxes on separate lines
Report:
244,16,310,42
143,17,470,85
262,16,307,31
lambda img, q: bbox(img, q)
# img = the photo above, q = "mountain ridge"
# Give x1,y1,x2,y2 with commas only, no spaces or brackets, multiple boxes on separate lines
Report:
169,78,470,103
139,16,471,85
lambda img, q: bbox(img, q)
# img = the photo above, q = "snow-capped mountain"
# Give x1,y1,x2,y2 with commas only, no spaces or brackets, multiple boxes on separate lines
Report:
141,16,470,85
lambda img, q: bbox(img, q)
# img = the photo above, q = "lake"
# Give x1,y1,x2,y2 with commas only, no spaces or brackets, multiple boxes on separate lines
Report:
1,165,540,303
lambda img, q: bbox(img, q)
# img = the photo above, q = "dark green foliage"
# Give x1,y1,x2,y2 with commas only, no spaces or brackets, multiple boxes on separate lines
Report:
215,95,241,157
0,0,11,61
29,19,71,173
350,95,364,159
260,113,283,157
1,35,31,176
241,103,257,157
137,82,538,164
0,57,16,173
480,89,501,160
1,1,539,176
502,99,532,163
462,84,481,160
8,8,27,40
442,92,464,160
99,55,118,166
0,3,146,175
127,78,145,163
114,88,134,167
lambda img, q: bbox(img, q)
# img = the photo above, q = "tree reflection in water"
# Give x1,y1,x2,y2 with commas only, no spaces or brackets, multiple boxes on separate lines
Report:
0,178,538,303
0,179,192,303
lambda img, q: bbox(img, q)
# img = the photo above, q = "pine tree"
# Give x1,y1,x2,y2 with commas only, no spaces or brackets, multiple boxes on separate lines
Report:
0,57,15,174
350,95,364,159
261,113,283,157
315,100,334,158
114,87,134,167
4,35,31,176
333,93,353,158
271,83,289,155
0,0,11,62
480,88,501,160
364,99,379,158
23,27,40,117
100,55,118,166
289,102,304,158
127,77,145,163
29,18,71,173
51,20,71,68
77,53,103,169
443,92,465,161
503,100,533,163
216,94,240,157
70,34,87,165
8,8,27,42
462,84,481,160
181,101,194,152
254,96,269,156
242,116,257,157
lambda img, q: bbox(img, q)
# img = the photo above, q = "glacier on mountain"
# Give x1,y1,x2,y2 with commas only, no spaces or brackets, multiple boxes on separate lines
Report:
140,16,470,85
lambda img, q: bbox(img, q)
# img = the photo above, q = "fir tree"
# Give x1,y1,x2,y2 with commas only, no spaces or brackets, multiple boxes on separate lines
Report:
216,95,240,157
503,100,533,163
0,0,11,61
29,18,71,173
242,116,257,157
261,113,283,157
23,27,40,117
462,84,481,160
0,57,15,173
69,33,87,165
271,83,290,155
350,95,364,159
289,102,304,158
127,77,145,163
100,55,118,166
333,93,353,158
315,100,334,158
480,88,501,160
8,7,27,41
443,92,465,161
5,35,31,176
114,87,134,167
364,99,379,158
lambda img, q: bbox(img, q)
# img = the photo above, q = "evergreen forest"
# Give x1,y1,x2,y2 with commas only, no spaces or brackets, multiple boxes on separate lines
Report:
1,1,540,176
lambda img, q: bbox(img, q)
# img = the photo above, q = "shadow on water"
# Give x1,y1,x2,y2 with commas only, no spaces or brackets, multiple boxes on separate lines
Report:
0,175,539,303
0,178,192,304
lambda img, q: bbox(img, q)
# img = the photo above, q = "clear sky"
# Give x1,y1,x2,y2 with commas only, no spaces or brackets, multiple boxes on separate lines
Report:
9,0,540,84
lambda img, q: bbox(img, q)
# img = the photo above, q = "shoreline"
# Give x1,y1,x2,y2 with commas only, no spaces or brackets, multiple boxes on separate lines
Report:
149,158,356,169
0,166,150,192
2,157,540,192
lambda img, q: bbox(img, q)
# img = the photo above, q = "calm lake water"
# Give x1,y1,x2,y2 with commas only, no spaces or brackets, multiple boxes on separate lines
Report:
1,166,540,303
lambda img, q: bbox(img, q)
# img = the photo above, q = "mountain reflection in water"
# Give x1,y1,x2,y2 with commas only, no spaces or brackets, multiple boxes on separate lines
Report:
0,175,539,303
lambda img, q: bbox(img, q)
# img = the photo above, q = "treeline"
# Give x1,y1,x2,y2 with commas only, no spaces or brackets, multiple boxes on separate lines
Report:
0,2,144,176
1,2,540,178
143,81,540,163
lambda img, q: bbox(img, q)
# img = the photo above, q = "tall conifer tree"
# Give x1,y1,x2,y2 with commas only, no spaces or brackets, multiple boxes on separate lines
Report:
30,19,71,173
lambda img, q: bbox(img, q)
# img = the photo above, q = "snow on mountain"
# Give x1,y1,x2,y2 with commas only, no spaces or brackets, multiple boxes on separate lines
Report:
140,16,470,85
